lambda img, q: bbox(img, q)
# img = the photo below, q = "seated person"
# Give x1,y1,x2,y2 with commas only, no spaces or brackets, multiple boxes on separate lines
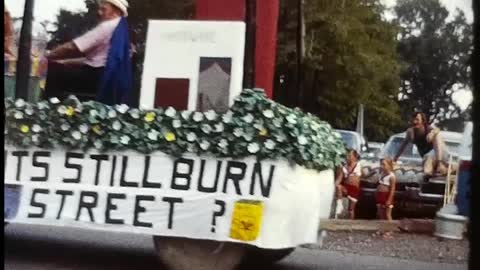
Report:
335,149,361,219
394,112,449,178
45,0,132,105
4,6,15,59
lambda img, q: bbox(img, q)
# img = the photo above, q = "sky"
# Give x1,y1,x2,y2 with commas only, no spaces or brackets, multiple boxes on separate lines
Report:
5,0,473,109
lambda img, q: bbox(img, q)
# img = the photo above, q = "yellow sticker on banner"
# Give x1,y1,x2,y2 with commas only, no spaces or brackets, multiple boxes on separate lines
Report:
230,200,263,241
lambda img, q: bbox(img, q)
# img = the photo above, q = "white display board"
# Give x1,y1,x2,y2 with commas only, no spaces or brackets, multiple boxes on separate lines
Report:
4,146,334,249
139,20,246,111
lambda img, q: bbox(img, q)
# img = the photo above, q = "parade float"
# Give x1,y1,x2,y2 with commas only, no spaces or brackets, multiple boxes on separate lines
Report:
4,17,346,270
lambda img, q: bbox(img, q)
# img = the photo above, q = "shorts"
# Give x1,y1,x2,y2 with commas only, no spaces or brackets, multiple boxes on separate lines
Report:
344,184,360,202
376,191,393,208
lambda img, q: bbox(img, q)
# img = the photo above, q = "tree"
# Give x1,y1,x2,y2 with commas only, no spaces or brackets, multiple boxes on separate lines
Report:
274,0,402,141
394,0,473,127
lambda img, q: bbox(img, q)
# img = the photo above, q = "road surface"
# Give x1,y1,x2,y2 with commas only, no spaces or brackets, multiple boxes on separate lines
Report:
4,224,467,270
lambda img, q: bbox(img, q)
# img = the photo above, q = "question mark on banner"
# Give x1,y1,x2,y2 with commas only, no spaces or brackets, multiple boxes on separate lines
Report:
211,200,226,233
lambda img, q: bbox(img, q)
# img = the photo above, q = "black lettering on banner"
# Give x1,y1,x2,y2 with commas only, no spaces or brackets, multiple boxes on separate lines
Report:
142,156,161,188
197,160,222,193
63,152,84,183
110,156,117,187
31,151,51,182
55,190,74,219
211,200,226,233
171,158,194,191
75,191,98,222
133,195,155,227
106,193,126,225
28,188,49,218
119,156,138,187
222,161,247,195
250,163,275,198
163,197,184,229
12,151,28,181
90,154,109,185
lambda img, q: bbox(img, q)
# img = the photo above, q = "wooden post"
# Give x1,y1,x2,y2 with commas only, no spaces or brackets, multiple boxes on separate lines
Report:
243,0,256,89
15,0,35,100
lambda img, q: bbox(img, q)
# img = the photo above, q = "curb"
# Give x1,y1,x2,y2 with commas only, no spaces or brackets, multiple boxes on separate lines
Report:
319,219,435,234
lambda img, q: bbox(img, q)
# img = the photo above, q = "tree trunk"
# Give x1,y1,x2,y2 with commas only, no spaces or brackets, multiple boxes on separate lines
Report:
296,0,305,106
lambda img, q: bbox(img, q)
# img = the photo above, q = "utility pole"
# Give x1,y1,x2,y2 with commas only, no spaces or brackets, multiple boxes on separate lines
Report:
296,0,305,106
15,0,35,100
243,0,257,89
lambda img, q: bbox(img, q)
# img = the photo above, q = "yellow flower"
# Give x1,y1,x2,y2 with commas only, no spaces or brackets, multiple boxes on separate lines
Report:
92,125,102,135
65,106,75,117
259,128,268,136
144,112,156,123
165,132,176,142
20,125,30,133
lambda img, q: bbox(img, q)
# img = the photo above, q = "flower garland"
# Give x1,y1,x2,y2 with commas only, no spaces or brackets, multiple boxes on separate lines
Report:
4,89,346,171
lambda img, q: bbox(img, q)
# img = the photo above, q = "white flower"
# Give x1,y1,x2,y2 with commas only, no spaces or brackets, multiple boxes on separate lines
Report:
129,109,140,119
199,140,210,150
94,140,103,149
215,123,224,132
218,139,229,148
120,135,131,145
32,124,42,133
273,118,283,128
265,139,276,150
49,97,60,104
193,112,204,122
263,110,275,118
205,110,217,121
243,133,253,142
187,143,196,152
243,113,254,123
57,105,67,115
112,120,122,131
286,114,297,124
115,104,129,114
72,131,82,140
38,102,49,110
25,106,34,115
108,110,117,118
222,111,233,123
15,99,26,108
32,134,40,143
327,135,335,142
61,123,71,131
75,104,83,113
201,124,212,134
79,124,89,134
275,133,286,142
90,110,99,118
298,135,308,145
14,111,24,119
186,132,197,142
148,130,160,141
248,143,260,154
172,119,182,128
165,107,176,117
233,128,244,137
181,111,192,120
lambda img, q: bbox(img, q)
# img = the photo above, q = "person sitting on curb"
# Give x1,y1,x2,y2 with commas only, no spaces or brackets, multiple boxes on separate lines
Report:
375,158,396,221
44,0,132,105
335,149,361,219
393,112,449,179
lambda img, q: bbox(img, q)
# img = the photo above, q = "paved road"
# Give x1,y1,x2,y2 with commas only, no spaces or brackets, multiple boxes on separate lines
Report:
4,224,467,270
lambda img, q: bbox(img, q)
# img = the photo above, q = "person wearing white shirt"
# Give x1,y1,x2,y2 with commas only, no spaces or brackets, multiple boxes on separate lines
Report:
44,0,129,101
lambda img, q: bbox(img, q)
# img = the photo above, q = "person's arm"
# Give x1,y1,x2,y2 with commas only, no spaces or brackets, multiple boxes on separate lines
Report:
386,175,396,206
394,129,413,162
335,166,343,186
46,41,83,61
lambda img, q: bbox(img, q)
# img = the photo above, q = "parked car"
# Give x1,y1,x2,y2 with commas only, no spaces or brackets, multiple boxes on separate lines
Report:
335,129,368,154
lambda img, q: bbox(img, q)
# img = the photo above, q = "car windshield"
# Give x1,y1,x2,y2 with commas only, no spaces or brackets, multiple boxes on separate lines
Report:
338,132,359,151
383,137,462,159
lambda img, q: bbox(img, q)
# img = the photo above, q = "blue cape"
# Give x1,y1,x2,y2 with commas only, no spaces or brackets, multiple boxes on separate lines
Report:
97,17,132,105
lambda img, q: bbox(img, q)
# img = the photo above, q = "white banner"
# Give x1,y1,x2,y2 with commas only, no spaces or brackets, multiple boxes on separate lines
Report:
4,146,334,249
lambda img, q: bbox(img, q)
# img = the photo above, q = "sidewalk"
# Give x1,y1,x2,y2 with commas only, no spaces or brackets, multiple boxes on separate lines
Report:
319,219,435,234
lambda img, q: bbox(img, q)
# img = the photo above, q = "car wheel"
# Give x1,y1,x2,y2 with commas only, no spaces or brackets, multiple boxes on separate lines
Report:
240,246,295,267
